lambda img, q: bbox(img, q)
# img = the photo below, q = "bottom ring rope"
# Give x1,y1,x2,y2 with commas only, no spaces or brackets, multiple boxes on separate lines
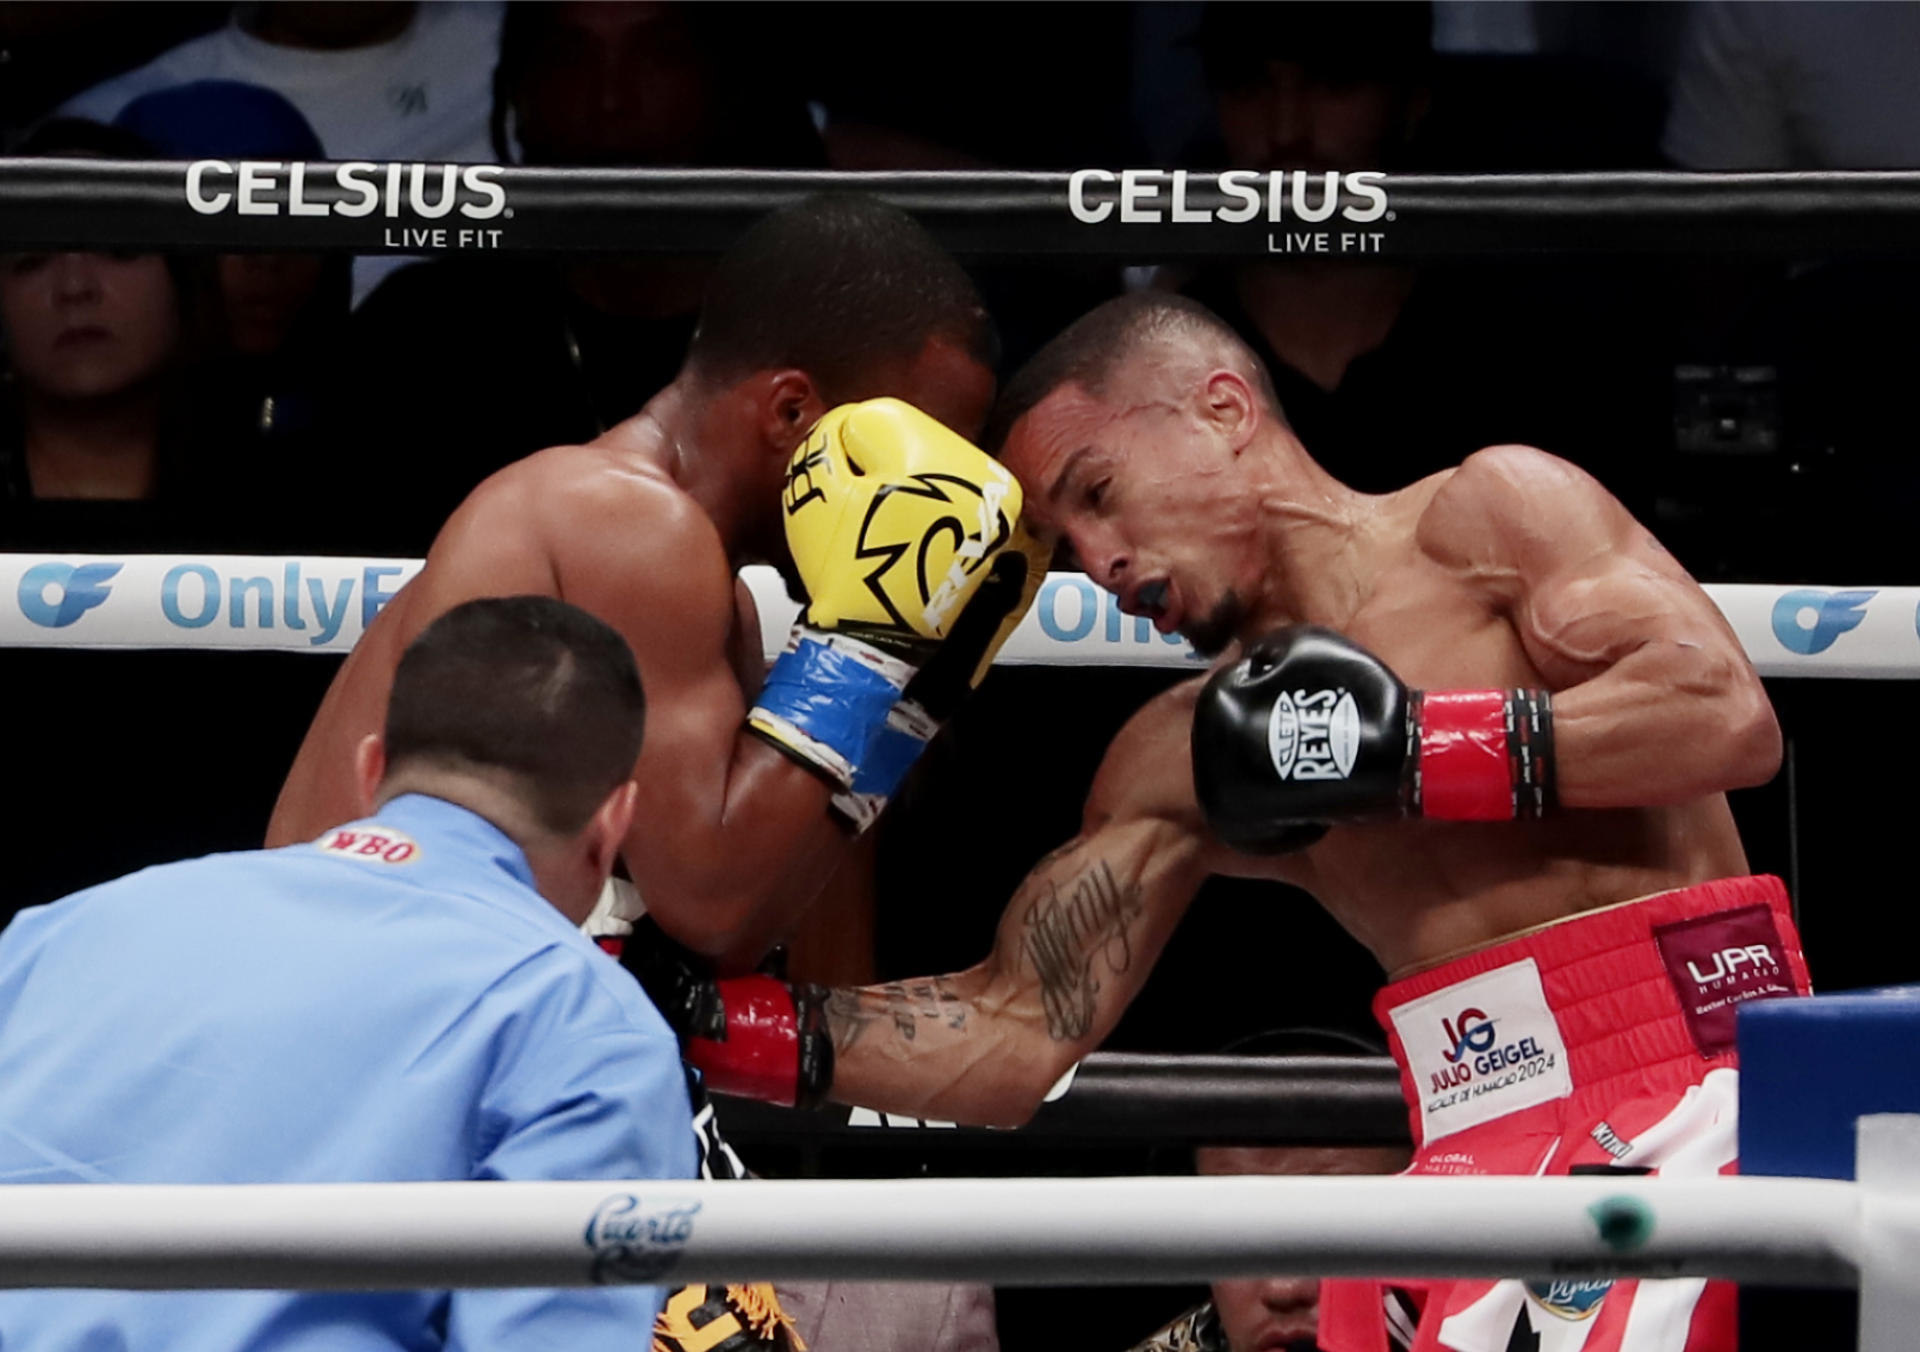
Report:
0,1176,1863,1291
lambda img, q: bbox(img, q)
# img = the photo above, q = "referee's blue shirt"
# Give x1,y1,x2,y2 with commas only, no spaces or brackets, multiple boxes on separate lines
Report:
0,793,696,1350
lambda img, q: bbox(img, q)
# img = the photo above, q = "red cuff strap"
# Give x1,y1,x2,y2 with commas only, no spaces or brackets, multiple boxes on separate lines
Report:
1417,688,1513,821
687,975,801,1107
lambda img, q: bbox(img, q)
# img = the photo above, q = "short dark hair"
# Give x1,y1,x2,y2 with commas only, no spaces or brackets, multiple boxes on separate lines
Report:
983,293,1282,451
385,597,646,835
5,118,216,363
685,194,996,403
987,291,1281,451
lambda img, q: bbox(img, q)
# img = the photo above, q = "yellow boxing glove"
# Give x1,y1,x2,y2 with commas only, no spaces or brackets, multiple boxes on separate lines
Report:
746,398,1043,830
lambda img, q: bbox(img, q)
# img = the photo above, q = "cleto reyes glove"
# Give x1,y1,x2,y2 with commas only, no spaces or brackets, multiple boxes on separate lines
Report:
1192,625,1555,852
747,398,1048,832
604,917,834,1110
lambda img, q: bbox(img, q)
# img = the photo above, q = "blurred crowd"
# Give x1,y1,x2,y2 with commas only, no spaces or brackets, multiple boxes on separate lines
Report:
3,0,1919,580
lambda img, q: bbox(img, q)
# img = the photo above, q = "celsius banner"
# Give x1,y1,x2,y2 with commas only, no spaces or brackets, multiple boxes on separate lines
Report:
11,160,1920,259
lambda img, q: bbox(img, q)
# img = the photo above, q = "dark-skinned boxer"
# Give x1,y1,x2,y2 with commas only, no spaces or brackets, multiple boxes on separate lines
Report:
269,195,1044,1352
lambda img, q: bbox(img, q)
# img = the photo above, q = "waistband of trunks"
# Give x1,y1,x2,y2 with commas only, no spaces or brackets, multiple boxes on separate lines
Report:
1375,875,1810,1102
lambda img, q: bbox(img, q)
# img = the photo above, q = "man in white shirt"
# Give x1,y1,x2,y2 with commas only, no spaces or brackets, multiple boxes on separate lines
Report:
1664,0,1920,170
64,1,504,301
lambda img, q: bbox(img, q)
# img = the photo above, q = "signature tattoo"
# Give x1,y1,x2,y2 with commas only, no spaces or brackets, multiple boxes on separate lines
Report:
825,978,967,1054
1021,860,1145,1042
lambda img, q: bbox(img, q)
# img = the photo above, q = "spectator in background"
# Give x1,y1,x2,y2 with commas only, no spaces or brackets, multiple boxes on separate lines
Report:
114,80,351,511
1124,1032,1412,1352
1,119,332,924
62,2,504,302
1176,2,1661,508
0,118,255,550
340,0,825,554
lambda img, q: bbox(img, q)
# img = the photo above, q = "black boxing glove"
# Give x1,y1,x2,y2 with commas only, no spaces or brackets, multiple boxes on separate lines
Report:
602,918,834,1110
1192,626,1555,849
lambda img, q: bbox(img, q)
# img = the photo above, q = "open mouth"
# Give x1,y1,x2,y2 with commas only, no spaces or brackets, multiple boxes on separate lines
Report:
1131,578,1184,634
1130,577,1170,618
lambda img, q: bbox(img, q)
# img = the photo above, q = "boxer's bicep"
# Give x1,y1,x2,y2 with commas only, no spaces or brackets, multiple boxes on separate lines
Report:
1523,564,1781,805
559,506,843,960
1454,448,1780,805
561,505,745,814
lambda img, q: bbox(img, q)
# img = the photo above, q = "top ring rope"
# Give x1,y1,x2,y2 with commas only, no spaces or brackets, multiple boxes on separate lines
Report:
7,159,1920,259
1,554,1912,679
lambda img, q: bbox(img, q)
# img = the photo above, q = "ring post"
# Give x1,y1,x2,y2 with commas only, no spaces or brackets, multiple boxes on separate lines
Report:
1857,1114,1920,1352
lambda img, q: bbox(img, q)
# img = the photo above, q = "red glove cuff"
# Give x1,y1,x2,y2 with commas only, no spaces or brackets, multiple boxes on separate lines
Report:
687,975,802,1107
1415,688,1555,821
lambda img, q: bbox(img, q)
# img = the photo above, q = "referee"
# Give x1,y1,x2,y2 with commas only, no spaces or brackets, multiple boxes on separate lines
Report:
0,595,695,1348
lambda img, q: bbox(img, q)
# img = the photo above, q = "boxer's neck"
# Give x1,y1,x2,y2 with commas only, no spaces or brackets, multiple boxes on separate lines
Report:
1241,428,1377,633
619,377,769,561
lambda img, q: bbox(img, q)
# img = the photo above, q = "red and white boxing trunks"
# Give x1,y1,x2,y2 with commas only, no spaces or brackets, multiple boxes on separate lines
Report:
1319,875,1811,1352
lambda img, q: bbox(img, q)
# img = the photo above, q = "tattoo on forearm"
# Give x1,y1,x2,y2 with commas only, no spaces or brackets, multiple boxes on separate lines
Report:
826,978,967,1055
1020,860,1145,1043
824,988,879,1055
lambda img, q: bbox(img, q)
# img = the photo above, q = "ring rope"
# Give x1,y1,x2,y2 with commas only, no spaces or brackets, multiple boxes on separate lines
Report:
713,1051,1411,1147
4,160,1920,259
0,1174,1863,1291
3,554,1911,679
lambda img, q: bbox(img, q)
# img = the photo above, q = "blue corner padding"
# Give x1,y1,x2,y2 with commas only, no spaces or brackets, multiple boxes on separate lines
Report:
1739,985,1920,1179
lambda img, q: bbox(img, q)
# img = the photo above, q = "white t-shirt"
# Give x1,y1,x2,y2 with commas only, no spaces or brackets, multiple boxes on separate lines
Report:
64,2,505,301
1664,1,1920,170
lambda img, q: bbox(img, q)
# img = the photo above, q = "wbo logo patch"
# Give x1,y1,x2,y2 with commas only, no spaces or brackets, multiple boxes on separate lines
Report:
316,826,421,865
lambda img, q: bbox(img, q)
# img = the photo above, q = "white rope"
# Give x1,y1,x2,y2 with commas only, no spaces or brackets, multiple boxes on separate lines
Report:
2,554,1912,678
0,1175,1864,1290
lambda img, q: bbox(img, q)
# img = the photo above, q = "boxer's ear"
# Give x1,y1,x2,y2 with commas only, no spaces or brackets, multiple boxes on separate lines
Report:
352,733,387,816
761,369,827,455
1203,369,1259,452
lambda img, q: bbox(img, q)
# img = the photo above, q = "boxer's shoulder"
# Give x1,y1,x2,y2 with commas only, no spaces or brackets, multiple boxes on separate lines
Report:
464,446,720,565
422,447,733,643
1414,445,1614,569
465,442,683,524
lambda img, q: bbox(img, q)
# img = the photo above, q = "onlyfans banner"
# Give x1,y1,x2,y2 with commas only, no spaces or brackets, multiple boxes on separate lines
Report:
3,554,1915,679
